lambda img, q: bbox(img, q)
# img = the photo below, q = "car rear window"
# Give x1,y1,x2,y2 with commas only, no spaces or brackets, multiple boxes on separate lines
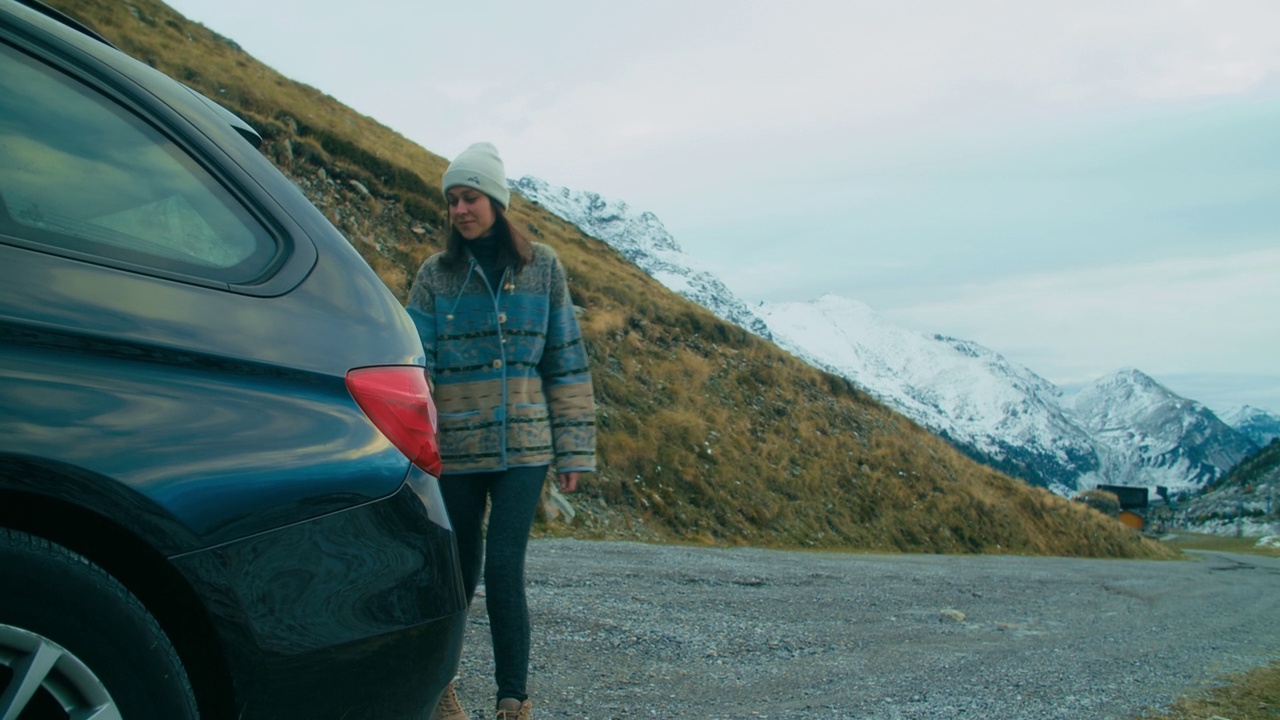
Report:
0,41,278,283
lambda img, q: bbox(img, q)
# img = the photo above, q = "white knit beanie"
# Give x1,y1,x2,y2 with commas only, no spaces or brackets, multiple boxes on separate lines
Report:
442,142,510,210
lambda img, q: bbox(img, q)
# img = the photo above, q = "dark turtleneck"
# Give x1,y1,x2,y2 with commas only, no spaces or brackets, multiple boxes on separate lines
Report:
467,235,507,295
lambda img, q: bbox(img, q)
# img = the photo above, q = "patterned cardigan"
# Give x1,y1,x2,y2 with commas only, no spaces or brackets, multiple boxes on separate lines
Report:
405,242,596,475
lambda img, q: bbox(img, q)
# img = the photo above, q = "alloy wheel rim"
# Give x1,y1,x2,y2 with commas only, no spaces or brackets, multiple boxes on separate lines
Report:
0,624,121,720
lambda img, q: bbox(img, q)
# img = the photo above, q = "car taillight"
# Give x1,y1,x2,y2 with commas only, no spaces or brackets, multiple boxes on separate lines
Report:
346,366,443,477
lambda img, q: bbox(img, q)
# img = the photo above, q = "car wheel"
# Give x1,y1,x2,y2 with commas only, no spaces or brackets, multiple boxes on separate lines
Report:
0,528,198,719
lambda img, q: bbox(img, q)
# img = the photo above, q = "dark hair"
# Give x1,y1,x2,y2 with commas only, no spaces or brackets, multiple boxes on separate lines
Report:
440,197,534,272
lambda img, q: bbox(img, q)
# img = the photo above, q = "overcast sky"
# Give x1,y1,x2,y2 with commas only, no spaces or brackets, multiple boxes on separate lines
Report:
165,0,1280,415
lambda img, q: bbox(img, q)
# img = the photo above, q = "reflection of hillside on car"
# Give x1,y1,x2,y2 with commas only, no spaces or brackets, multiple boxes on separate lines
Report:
0,1,466,717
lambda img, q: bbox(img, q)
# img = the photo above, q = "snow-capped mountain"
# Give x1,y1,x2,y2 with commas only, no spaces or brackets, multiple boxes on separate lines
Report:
757,296,1101,494
1219,405,1280,448
1072,369,1258,494
512,177,1260,496
510,176,771,339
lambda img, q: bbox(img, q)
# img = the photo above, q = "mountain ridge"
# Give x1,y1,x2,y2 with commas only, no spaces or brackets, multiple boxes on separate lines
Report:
516,177,1262,497
1220,405,1280,448
510,176,773,340
757,294,1103,494
1073,368,1258,492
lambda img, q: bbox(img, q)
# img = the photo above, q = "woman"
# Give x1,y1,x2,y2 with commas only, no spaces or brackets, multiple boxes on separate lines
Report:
407,142,596,720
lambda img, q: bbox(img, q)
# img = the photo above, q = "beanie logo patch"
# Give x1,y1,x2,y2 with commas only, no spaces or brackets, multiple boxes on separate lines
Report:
466,176,481,183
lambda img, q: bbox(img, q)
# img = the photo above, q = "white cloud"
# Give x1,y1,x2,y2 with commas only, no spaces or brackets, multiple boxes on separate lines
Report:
402,0,1280,207
166,0,1280,199
884,247,1280,385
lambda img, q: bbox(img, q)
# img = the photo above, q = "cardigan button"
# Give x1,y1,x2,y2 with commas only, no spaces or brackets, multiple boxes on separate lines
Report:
497,312,507,324
492,359,503,369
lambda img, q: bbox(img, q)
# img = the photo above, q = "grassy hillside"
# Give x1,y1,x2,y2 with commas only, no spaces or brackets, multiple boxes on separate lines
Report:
47,0,1174,558
1209,438,1280,493
1177,439,1280,534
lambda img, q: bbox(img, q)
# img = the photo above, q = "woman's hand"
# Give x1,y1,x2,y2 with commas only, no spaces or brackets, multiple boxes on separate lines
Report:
558,472,579,493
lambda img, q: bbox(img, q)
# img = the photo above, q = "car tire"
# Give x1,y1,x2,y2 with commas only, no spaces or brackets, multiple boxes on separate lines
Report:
0,527,199,719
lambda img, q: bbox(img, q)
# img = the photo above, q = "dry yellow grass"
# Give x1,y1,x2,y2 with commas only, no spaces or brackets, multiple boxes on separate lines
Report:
1137,660,1280,720
1164,533,1280,559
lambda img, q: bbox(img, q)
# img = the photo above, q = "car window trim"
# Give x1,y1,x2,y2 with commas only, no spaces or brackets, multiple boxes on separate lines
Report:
0,25,313,296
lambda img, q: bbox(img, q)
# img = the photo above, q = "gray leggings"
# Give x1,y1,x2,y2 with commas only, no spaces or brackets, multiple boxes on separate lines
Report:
438,465,547,703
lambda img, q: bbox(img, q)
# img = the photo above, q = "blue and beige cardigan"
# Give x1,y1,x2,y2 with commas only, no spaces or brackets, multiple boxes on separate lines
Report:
406,242,596,475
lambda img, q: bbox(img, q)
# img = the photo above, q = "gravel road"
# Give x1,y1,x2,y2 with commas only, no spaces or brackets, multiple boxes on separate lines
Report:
450,539,1280,719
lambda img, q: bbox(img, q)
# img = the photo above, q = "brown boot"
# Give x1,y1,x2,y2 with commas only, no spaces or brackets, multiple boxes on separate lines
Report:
433,680,468,720
494,699,531,720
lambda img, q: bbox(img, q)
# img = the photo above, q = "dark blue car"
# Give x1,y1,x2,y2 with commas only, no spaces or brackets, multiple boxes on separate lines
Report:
0,0,466,717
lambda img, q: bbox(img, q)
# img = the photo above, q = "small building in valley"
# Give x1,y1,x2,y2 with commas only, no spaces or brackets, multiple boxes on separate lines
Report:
1098,484,1150,531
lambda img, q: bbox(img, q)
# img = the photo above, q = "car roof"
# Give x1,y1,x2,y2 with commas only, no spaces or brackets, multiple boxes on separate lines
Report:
9,0,116,48
2,0,264,149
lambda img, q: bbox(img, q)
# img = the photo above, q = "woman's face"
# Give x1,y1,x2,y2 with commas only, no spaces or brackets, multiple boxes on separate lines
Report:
447,187,497,240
